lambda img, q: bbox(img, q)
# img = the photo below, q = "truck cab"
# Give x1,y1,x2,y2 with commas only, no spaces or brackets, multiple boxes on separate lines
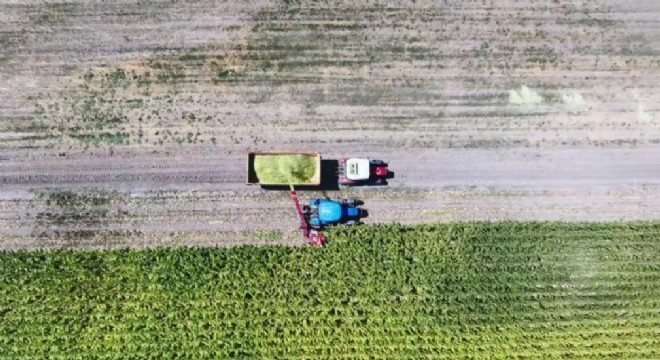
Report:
303,198,367,229
338,157,389,186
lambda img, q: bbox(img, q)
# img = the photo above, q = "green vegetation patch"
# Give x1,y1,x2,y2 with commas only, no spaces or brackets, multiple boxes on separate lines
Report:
241,230,284,241
1,222,659,358
69,131,129,146
253,154,317,184
31,189,129,231
35,189,118,208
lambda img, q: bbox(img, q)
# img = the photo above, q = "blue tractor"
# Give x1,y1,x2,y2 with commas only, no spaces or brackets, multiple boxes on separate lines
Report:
302,198,368,230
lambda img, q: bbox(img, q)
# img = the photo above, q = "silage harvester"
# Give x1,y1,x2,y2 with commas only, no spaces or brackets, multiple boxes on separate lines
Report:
289,186,368,246
246,151,386,246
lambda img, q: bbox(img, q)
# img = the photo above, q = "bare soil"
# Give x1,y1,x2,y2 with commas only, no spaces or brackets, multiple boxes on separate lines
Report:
1,0,658,250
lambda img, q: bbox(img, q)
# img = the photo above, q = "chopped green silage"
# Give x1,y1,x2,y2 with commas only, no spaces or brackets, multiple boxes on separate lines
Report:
253,154,317,184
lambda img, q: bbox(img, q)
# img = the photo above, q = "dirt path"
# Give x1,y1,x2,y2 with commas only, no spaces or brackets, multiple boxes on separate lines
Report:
1,0,659,249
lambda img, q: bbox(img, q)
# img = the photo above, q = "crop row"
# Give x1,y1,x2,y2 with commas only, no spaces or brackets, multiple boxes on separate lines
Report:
1,221,658,358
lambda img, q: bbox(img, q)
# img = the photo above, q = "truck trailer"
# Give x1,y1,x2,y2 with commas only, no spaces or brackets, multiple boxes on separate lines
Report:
246,151,322,186
247,151,389,187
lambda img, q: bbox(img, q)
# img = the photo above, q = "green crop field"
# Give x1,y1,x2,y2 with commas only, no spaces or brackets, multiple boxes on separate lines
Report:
1,222,659,359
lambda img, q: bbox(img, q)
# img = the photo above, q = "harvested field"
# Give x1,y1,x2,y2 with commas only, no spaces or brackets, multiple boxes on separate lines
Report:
1,0,660,249
1,222,659,358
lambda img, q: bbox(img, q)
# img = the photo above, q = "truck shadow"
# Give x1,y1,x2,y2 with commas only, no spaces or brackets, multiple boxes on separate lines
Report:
382,170,396,185
260,159,340,191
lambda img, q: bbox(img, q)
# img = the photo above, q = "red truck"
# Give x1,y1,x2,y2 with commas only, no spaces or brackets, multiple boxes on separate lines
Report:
337,157,390,187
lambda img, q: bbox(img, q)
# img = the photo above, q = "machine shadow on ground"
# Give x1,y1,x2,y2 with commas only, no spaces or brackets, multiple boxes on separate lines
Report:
260,159,340,191
382,170,395,185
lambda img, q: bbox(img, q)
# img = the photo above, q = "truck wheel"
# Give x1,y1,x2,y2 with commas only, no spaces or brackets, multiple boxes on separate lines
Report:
345,220,357,226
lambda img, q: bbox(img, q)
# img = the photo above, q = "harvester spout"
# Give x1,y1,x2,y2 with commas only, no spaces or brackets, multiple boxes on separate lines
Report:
289,185,326,246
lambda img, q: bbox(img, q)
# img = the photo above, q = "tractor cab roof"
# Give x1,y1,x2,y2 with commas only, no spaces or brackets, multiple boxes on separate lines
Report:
317,200,343,222
345,158,370,180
